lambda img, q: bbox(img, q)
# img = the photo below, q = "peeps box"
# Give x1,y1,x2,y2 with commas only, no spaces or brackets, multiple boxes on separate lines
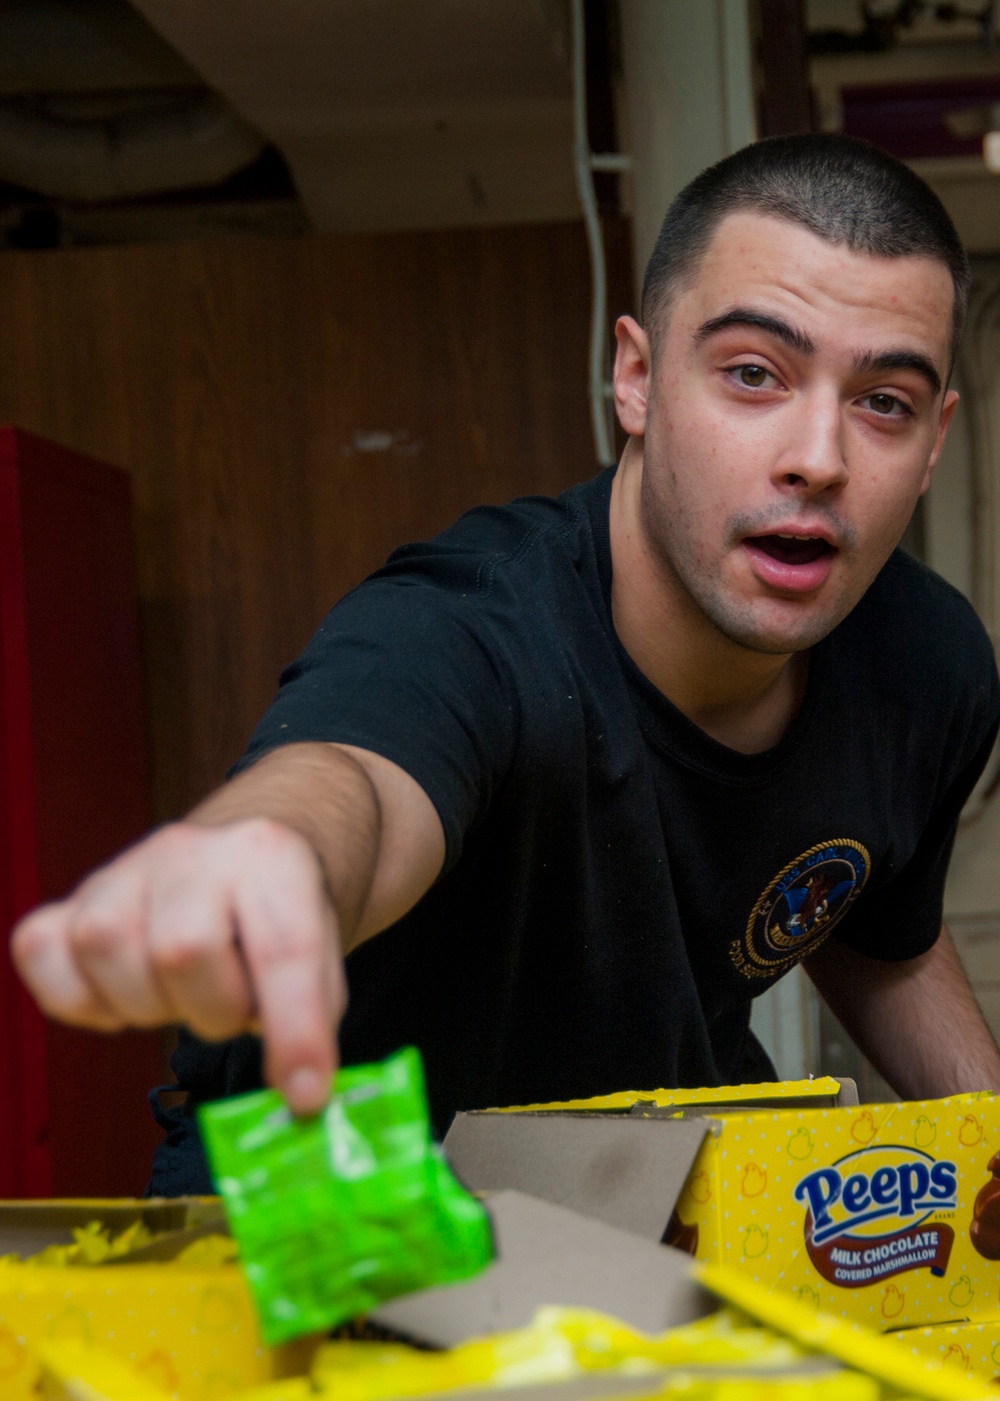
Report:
444,1080,1000,1334
0,1197,315,1401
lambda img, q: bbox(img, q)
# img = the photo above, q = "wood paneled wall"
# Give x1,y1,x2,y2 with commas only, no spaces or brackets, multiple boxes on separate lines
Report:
0,220,631,829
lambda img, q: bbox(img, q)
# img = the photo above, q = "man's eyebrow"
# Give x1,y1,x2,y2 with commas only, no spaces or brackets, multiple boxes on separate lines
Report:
694,309,816,356
853,348,941,397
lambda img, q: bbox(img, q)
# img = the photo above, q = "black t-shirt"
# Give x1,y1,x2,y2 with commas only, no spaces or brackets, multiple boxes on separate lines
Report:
150,468,1000,1195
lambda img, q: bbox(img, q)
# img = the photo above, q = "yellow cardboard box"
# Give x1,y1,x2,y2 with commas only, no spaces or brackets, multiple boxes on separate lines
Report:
0,1262,319,1401
890,1315,1000,1388
446,1083,1000,1334
672,1091,1000,1332
0,1198,315,1401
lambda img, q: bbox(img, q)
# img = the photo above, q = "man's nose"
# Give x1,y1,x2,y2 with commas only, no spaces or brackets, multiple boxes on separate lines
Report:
773,394,848,494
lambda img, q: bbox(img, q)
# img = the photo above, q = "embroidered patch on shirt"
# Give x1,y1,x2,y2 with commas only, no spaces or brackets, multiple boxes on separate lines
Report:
731,839,871,979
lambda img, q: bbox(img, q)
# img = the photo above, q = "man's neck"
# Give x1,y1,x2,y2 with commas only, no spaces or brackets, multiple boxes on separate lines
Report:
608,447,809,755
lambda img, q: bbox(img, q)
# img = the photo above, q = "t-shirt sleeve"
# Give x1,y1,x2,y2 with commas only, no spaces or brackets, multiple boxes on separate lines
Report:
231,574,519,873
834,710,1000,962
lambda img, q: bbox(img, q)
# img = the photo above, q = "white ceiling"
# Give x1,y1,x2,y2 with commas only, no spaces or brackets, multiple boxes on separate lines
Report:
126,0,579,230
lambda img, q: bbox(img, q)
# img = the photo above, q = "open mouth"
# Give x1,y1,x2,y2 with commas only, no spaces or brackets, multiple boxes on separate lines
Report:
748,534,835,567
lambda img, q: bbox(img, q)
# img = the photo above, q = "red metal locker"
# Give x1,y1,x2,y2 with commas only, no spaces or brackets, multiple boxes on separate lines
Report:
0,425,166,1196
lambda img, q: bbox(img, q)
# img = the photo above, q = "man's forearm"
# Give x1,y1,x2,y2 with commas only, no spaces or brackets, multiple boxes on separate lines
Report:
804,926,1000,1099
189,742,381,949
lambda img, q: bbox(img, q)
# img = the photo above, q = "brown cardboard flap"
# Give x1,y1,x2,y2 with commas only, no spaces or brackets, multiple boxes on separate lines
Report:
444,1112,709,1242
371,1190,714,1346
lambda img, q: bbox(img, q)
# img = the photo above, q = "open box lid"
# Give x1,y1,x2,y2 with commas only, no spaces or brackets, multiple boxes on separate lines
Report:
371,1190,714,1345
442,1078,858,1246
444,1113,707,1243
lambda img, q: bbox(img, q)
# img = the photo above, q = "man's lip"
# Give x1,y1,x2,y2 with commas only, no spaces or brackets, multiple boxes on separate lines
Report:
741,537,838,594
740,523,841,549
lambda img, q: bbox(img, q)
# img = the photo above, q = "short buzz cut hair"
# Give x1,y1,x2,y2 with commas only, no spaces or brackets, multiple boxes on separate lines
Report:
641,133,969,365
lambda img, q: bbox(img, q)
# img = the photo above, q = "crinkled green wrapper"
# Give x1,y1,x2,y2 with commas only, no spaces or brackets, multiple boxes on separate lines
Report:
198,1046,493,1345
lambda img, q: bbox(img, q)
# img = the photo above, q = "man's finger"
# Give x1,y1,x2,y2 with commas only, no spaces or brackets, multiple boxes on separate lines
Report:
146,867,256,1042
233,829,345,1114
12,903,125,1031
66,867,174,1027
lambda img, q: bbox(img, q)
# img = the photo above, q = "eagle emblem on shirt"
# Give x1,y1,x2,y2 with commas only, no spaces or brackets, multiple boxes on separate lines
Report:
730,839,871,980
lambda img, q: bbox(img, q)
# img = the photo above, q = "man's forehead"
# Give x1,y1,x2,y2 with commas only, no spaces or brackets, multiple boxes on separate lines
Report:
675,210,955,364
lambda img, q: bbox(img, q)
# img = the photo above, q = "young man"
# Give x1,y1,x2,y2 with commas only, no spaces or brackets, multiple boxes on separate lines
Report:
13,134,1000,1194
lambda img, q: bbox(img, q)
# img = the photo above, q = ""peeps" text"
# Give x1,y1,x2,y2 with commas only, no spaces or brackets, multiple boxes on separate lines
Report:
794,1155,957,1246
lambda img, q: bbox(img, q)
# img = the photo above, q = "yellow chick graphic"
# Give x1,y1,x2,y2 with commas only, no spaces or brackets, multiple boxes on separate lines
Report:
743,1224,769,1259
851,1111,876,1145
787,1127,814,1160
949,1275,974,1310
793,1284,820,1311
959,1114,983,1147
51,1305,91,1341
881,1284,905,1319
137,1351,181,1396
913,1115,936,1147
741,1164,767,1197
943,1345,970,1372
197,1285,240,1332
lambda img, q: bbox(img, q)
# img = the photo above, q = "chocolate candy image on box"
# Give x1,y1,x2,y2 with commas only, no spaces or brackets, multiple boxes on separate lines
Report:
971,1152,1000,1260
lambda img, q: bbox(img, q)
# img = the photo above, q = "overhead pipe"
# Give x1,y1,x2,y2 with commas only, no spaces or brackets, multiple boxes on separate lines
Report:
570,0,631,469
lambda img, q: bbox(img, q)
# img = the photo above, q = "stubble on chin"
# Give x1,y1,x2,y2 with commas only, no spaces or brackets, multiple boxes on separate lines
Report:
638,472,868,657
703,596,845,656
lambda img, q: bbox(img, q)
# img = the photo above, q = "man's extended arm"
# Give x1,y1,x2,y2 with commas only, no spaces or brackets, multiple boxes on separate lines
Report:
11,741,445,1114
803,926,1000,1098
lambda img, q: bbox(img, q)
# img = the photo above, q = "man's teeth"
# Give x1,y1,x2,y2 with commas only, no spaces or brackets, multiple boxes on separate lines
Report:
776,533,820,540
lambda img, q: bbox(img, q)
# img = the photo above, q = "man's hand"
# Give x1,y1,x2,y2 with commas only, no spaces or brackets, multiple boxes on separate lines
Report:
13,818,345,1113
804,925,1000,1098
11,742,445,1114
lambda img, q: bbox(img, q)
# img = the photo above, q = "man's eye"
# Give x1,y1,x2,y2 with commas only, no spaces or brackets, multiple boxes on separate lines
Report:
864,392,908,417
732,364,770,388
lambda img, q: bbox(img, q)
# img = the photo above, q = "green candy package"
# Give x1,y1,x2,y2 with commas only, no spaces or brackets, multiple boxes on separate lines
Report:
197,1046,494,1345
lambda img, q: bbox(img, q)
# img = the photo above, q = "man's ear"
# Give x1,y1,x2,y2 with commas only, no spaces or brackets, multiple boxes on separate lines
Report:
920,387,960,494
613,315,651,437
